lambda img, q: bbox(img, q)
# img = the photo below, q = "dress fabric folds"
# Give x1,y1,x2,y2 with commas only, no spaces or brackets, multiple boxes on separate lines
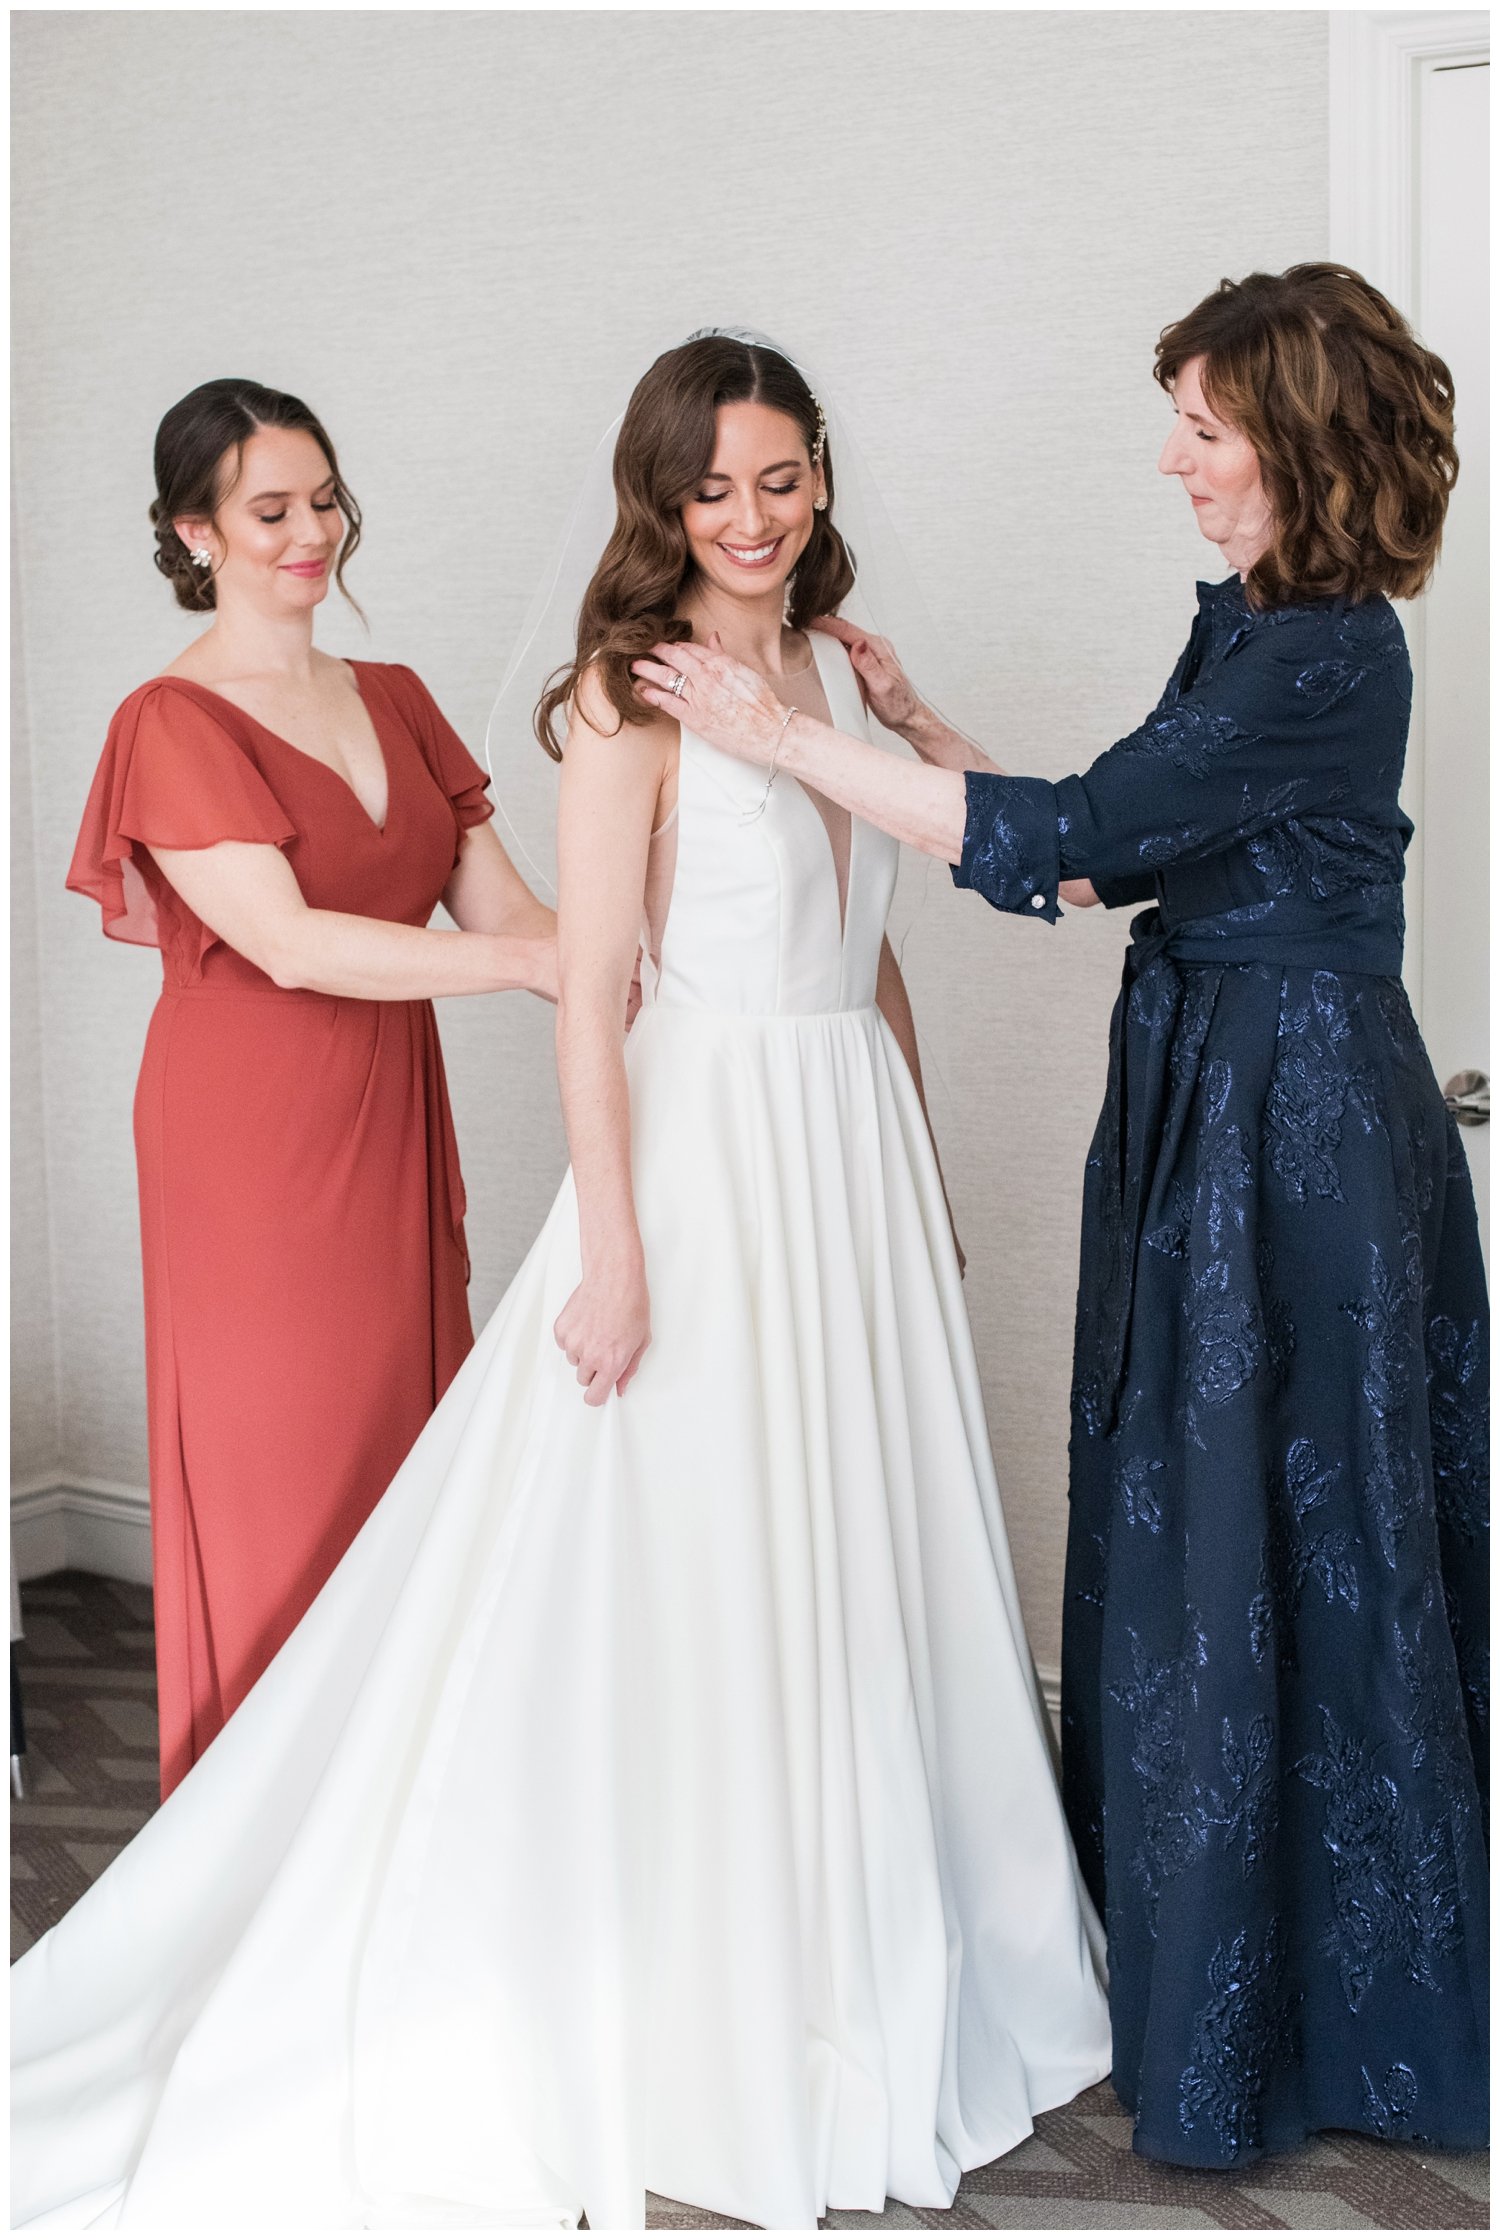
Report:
16,634,1112,2231
66,664,488,1794
954,578,1489,2164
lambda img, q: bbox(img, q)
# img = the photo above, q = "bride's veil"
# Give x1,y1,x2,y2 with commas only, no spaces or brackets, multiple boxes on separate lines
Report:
484,325,952,962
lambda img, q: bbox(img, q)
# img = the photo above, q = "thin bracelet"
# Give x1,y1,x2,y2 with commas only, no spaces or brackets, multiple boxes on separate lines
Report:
739,705,796,825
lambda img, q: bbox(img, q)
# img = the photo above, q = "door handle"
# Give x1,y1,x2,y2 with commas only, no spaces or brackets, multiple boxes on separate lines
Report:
1443,1070,1490,1127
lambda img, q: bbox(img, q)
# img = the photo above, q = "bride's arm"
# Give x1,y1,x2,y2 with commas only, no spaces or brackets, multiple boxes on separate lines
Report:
551,679,673,1406
875,938,966,1277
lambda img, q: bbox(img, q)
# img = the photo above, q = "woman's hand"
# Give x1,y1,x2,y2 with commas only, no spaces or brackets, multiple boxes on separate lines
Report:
632,639,786,768
810,616,922,735
553,1250,652,1405
534,939,645,1022
1059,879,1101,909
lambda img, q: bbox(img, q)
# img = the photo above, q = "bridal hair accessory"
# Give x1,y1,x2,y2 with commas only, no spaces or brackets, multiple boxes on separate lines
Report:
737,703,797,826
485,322,958,937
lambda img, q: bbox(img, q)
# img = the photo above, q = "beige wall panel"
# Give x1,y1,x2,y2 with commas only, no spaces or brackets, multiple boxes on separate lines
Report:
12,10,1328,1662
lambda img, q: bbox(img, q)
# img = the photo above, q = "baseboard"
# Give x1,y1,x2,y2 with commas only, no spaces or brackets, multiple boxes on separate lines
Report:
1037,1662,1062,1734
11,1477,152,1587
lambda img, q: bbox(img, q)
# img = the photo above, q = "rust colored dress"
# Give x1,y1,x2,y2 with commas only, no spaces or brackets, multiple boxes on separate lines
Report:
68,662,492,1796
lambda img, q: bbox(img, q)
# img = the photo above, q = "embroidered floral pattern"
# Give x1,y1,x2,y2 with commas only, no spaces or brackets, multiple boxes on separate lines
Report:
1362,2063,1419,2141
1116,1455,1166,1533
1292,658,1365,713
1296,1708,1460,2012
1249,1440,1358,1671
1139,822,1210,866
1115,701,1251,780
1247,824,1300,897
1184,1259,1263,1446
1129,965,1180,1034
1263,975,1381,1205
1202,1124,1253,1251
1206,1715,1278,1877
1376,981,1426,1062
1427,1314,1489,1546
1169,972,1218,1089
1342,1244,1423,1568
1145,1180,1193,1260
1108,1618,1211,1930
1178,1920,1299,2157
1393,1585,1474,1828
1298,816,1407,902
958,774,1059,917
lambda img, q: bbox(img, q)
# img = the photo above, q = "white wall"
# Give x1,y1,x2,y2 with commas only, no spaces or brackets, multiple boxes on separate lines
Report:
11,9,1329,1665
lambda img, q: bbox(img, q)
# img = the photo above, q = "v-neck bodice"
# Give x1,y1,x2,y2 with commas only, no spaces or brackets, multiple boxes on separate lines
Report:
71,662,495,991
167,669,392,835
642,632,899,1018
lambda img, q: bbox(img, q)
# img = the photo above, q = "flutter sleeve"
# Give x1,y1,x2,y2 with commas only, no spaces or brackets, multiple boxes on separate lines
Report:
67,683,296,954
952,603,1383,922
381,665,495,835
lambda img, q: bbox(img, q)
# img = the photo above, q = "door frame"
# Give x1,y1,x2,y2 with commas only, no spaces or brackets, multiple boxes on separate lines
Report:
1328,8,1490,1021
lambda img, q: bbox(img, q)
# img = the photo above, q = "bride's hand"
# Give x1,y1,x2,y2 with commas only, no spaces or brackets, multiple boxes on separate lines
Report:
632,638,786,769
554,1253,652,1405
810,616,922,735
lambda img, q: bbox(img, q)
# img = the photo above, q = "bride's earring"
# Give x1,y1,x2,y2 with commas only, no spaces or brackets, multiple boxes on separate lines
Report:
189,548,213,569
813,498,828,513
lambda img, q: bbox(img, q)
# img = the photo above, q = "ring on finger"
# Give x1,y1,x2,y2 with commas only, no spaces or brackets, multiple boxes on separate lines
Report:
669,671,688,698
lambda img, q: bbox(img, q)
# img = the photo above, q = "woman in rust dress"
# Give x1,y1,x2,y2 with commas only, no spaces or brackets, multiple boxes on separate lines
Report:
69,379,558,1795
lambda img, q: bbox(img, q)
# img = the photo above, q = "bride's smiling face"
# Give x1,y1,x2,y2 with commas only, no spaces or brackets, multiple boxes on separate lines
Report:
680,401,826,604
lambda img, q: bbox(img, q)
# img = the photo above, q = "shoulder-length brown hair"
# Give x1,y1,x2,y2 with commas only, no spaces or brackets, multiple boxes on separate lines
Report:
534,336,855,759
1154,263,1458,607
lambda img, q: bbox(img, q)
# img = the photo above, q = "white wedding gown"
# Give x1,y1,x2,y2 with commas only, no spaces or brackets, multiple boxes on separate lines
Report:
12,634,1110,2231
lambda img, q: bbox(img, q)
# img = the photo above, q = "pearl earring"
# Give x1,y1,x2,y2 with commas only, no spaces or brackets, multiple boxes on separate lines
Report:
189,547,213,569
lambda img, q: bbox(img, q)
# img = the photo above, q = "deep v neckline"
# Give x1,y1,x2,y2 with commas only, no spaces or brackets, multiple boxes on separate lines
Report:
157,665,393,836
798,632,856,946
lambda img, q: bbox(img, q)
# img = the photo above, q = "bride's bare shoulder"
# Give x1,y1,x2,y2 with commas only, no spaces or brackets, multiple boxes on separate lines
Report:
569,660,677,763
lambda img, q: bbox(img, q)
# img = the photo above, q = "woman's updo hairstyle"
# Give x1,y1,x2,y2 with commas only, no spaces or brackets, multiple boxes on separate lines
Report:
1155,263,1458,607
149,378,363,612
536,335,856,759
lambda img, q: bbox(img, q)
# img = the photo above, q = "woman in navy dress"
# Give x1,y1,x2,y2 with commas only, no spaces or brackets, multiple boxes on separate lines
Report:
634,264,1488,2164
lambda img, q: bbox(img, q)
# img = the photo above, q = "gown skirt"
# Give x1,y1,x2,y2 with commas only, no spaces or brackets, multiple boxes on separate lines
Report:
12,999,1112,2231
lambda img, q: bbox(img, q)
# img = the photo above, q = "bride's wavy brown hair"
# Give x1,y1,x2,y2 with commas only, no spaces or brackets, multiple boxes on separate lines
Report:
535,336,855,759
1155,263,1458,607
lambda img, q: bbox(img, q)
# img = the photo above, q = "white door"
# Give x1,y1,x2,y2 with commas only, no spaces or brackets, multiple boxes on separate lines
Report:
1408,53,1489,1257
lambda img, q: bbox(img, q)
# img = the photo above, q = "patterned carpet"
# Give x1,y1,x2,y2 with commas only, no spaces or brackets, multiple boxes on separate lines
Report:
11,1571,1489,2232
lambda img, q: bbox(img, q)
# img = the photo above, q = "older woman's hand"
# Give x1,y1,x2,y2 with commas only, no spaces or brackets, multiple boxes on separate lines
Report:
810,616,922,735
632,638,787,768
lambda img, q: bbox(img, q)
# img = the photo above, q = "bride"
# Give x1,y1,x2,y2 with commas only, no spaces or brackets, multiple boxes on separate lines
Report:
12,332,1110,2232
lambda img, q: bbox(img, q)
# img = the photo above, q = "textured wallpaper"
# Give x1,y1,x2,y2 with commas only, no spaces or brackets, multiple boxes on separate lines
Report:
11,10,1328,1665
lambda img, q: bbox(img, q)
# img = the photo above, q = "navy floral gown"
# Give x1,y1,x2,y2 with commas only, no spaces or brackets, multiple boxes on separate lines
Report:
954,576,1488,2165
